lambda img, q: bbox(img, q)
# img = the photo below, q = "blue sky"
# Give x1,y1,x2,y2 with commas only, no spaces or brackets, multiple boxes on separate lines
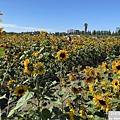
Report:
0,0,120,33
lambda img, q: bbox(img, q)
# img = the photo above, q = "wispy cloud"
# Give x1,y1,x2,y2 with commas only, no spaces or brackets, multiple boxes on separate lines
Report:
0,23,55,33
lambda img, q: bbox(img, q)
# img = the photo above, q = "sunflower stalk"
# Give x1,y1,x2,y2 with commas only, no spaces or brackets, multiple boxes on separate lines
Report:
60,61,63,91
6,91,12,115
35,74,42,109
36,76,41,107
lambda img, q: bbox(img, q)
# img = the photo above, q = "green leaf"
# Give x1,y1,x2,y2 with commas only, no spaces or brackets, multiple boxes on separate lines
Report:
55,89,66,96
0,109,1,120
87,101,95,105
51,99,62,105
43,52,50,56
94,115,105,120
16,91,34,108
7,91,34,117
87,107,96,113
81,80,85,87
24,50,31,54
42,108,52,119
52,106,60,115
0,94,6,100
110,98,119,103
39,47,44,52
0,47,5,57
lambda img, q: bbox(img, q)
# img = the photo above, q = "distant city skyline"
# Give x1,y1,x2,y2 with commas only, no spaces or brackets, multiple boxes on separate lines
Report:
0,0,120,33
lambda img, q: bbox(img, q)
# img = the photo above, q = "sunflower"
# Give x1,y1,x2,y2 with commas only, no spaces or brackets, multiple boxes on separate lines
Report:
24,59,35,74
67,73,75,81
88,115,93,119
101,62,109,72
93,95,111,112
0,28,3,33
69,111,74,120
14,86,28,96
32,52,42,57
57,50,68,61
95,70,101,76
111,79,119,90
0,13,3,16
71,87,80,94
106,94,116,100
101,81,109,86
66,100,75,114
79,109,86,119
84,75,94,83
61,78,66,88
40,30,46,36
24,59,30,67
34,62,45,75
89,83,94,94
7,80,17,91
112,60,120,74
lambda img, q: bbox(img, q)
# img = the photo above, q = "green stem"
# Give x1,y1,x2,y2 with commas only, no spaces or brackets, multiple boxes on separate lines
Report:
59,62,63,91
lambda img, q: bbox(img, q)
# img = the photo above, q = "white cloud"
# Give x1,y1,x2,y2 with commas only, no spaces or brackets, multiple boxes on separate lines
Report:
0,23,55,33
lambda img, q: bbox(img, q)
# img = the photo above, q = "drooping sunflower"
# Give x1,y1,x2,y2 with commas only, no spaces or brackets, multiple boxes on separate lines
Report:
14,86,28,96
24,59,35,74
84,75,94,83
34,62,45,75
111,79,119,90
7,80,17,91
93,95,111,112
71,87,80,94
112,60,120,74
57,50,68,61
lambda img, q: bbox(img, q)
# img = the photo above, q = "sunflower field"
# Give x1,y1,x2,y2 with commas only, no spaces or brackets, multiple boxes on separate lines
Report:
0,18,120,120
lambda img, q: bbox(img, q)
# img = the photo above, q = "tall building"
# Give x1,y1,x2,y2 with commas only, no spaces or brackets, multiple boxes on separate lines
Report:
67,29,74,34
67,29,80,34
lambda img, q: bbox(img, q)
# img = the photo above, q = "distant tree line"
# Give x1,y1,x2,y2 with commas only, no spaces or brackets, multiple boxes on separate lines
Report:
2,29,120,36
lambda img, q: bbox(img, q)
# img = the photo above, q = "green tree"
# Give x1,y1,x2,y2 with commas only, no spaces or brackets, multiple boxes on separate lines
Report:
84,23,88,34
92,30,96,35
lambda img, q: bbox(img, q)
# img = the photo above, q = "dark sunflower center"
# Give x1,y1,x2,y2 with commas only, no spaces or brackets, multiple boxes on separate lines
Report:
87,76,93,81
28,63,34,71
37,66,44,71
102,89,106,93
115,82,118,86
108,95,112,98
99,100,106,105
74,88,78,91
60,53,65,58
116,65,120,70
18,89,24,94
96,72,100,76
